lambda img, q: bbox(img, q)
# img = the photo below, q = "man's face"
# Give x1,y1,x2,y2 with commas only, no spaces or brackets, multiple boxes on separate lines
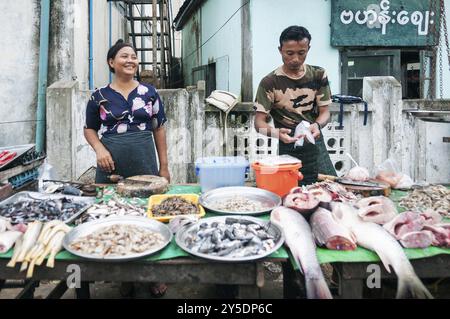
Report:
278,38,310,72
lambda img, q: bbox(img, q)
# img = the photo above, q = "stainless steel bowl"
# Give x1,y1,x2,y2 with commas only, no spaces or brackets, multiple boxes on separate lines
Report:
199,186,282,215
63,216,172,262
175,215,284,262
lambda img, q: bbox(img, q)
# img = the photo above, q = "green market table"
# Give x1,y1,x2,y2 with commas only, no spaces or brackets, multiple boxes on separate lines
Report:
0,186,449,299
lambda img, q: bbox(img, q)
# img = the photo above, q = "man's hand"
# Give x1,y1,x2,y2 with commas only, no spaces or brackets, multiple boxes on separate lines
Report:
309,123,321,140
278,128,299,144
95,146,115,173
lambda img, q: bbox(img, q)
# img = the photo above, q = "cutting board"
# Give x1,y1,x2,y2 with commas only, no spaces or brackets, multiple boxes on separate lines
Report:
318,174,391,197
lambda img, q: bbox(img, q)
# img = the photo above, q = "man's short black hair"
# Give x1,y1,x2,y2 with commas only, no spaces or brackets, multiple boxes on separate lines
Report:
107,39,137,73
279,26,311,48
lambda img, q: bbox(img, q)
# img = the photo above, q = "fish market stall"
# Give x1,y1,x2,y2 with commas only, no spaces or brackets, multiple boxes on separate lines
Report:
0,185,290,299
0,180,449,299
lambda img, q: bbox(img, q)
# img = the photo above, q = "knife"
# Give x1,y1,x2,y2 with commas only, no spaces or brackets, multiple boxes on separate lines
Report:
318,174,387,188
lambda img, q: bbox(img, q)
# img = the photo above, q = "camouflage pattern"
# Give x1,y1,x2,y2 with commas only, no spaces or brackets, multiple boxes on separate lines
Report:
254,64,332,127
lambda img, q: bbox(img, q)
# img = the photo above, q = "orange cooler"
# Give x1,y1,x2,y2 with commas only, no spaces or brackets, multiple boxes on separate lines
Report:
252,160,303,197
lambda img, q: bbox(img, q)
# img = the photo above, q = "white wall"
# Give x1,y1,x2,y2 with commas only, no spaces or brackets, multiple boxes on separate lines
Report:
0,0,40,146
172,0,184,58
251,0,340,98
181,0,243,94
73,0,89,90
200,0,243,95
93,1,127,88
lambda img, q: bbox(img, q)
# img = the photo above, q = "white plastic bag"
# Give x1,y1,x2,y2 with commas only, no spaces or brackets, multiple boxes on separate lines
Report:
294,121,315,148
37,160,58,192
375,158,413,189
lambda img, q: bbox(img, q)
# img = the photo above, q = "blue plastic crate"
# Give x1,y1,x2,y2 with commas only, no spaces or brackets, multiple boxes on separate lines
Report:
195,156,249,192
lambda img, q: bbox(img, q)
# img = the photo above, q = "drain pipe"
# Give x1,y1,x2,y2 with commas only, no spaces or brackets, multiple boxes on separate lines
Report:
35,0,51,153
89,0,94,90
109,0,112,83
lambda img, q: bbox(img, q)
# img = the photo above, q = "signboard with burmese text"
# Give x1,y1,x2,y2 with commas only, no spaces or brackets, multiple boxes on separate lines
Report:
331,0,440,46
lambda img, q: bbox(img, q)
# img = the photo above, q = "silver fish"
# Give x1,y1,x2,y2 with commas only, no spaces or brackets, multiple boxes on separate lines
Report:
332,203,433,299
270,207,332,299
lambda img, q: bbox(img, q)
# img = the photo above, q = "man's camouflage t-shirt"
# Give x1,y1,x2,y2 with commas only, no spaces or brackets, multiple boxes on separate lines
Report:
254,64,332,128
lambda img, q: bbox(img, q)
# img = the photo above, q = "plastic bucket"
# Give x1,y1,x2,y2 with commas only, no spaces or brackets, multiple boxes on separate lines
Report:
252,162,303,197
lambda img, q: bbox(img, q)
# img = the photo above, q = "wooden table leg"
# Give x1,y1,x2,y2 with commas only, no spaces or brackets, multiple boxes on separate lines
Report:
236,285,261,299
339,279,364,299
15,280,39,299
282,261,302,299
46,281,69,299
75,281,91,299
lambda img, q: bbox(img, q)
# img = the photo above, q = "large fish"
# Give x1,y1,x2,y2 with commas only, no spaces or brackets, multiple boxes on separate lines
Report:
270,207,332,299
310,207,357,250
332,203,433,299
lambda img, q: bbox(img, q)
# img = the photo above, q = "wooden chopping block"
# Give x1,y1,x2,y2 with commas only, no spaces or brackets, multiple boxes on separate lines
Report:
116,175,169,198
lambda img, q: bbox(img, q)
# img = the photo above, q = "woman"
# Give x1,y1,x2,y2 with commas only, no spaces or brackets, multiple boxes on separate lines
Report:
84,39,170,183
84,39,169,297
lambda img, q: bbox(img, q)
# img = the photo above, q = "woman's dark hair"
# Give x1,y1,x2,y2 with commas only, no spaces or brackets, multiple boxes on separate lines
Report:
279,26,311,48
107,39,137,73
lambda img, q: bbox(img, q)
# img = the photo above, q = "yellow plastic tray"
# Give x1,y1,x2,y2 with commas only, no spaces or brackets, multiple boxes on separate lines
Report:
147,194,206,223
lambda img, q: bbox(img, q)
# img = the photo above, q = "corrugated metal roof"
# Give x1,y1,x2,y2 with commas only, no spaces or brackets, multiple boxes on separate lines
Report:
173,0,204,31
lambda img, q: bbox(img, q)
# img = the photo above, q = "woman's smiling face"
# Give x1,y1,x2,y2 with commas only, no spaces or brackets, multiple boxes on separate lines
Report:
109,46,138,76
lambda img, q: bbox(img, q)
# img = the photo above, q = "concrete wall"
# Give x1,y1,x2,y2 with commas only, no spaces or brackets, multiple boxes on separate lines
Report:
0,0,128,148
251,0,340,98
46,81,95,181
0,0,40,146
46,78,448,184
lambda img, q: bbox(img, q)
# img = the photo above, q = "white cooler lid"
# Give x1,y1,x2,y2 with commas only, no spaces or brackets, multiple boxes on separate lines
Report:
257,155,301,166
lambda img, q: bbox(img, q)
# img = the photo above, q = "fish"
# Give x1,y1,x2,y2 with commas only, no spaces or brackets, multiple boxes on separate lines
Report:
310,207,357,250
0,198,87,224
16,221,43,264
331,203,433,299
383,211,425,239
0,231,22,254
0,217,12,233
399,231,434,249
356,196,397,224
419,209,443,225
184,219,276,258
423,224,450,247
270,207,332,299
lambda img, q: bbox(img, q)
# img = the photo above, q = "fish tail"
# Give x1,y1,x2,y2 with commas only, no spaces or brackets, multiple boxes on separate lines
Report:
305,277,333,299
397,273,433,299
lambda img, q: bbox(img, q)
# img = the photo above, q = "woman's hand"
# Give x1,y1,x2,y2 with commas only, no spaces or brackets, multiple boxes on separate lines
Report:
95,146,115,173
159,167,171,183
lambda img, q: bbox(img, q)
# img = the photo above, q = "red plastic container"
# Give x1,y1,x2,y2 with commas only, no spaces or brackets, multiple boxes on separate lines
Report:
252,162,303,197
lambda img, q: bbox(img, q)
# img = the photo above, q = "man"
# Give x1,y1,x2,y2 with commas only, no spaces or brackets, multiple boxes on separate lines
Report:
254,25,336,185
